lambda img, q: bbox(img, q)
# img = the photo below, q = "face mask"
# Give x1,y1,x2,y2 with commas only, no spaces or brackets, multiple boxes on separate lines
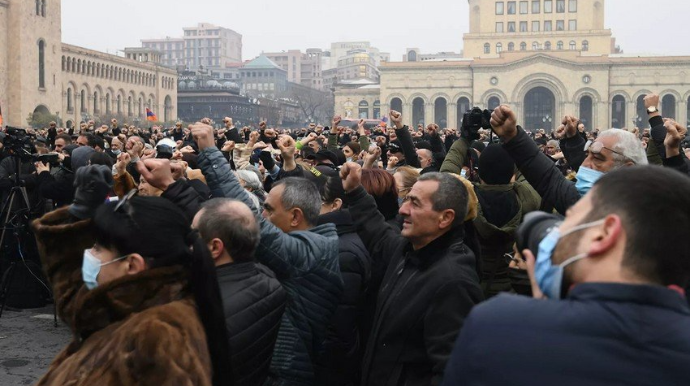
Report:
575,166,604,196
111,149,121,156
534,219,605,299
82,249,127,290
508,268,532,296
346,157,353,163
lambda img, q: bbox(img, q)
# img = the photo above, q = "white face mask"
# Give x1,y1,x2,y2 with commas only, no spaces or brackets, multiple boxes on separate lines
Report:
82,249,127,290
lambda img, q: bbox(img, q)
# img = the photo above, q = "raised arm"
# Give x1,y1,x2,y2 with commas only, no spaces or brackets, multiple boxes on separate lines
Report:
390,110,422,168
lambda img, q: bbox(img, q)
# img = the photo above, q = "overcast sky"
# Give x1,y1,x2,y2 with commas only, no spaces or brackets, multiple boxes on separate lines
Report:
62,0,690,61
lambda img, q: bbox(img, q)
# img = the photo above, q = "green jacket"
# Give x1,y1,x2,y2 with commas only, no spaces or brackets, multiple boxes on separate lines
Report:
440,137,471,174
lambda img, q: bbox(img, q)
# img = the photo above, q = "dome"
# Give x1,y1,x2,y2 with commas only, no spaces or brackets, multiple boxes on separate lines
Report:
187,81,196,89
207,80,221,88
178,81,187,90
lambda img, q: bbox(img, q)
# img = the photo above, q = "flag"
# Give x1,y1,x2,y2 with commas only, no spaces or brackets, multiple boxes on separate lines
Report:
146,108,158,122
0,104,3,127
379,115,388,127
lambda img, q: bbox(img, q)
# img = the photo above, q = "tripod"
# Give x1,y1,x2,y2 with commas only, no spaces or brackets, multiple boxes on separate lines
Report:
0,155,57,326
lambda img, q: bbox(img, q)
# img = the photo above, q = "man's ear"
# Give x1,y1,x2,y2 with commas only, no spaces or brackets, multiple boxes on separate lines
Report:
125,253,148,275
332,198,343,211
587,215,622,257
208,238,224,260
438,209,456,230
290,208,305,228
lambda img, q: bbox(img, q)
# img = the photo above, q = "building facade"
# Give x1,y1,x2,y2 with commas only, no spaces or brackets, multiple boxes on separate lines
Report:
140,37,185,68
0,0,177,128
335,0,690,131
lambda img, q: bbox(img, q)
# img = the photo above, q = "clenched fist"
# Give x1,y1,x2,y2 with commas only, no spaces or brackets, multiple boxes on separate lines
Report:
340,162,362,192
490,105,518,142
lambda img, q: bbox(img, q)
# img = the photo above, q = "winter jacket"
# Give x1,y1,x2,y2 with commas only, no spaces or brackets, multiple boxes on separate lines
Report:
442,283,690,386
439,137,471,175
197,146,343,386
36,167,75,208
31,208,214,386
346,186,483,386
315,210,371,386
217,262,287,386
473,183,541,298
395,126,422,168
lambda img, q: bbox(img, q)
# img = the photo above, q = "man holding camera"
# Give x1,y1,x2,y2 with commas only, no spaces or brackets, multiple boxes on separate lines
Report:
441,165,690,386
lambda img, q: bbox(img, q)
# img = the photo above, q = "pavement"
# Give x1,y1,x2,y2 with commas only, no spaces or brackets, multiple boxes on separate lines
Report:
0,305,71,386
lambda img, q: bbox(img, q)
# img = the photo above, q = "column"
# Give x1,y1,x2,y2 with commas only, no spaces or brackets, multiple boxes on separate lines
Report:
448,103,458,130
425,103,434,126
678,99,687,127
402,103,412,125
626,99,636,129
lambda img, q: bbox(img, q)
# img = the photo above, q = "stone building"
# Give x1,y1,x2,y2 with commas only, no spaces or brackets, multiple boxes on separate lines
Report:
0,0,177,128
335,0,690,131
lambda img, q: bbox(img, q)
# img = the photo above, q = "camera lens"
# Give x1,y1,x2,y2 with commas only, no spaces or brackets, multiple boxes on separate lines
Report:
515,212,564,257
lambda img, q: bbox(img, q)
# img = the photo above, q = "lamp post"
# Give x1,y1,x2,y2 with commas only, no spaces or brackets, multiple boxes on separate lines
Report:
542,114,553,131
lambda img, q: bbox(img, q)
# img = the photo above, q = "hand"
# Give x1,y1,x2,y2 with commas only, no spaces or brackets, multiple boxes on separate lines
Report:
141,148,155,160
35,162,50,174
663,119,687,157
554,125,566,140
387,156,399,169
277,135,296,159
357,119,366,134
362,146,381,169
248,130,260,145
305,132,317,143
201,117,212,125
252,141,268,150
264,128,277,139
221,141,236,152
259,121,266,130
561,115,579,138
136,158,175,191
115,152,131,174
332,115,342,128
340,162,362,192
644,94,659,109
191,122,215,150
390,110,404,129
69,165,114,220
170,161,186,181
552,151,565,160
490,105,518,142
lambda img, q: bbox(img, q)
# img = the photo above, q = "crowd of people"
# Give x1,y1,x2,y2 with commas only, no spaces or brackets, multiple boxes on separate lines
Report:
1,92,689,386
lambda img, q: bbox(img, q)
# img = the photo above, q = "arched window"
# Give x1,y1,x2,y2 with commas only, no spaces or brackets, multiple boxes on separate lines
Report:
520,42,527,51
390,97,403,113
457,97,471,129
61,56,66,71
41,0,46,17
569,41,577,50
128,96,133,116
80,90,86,113
611,95,626,128
557,41,564,50
488,96,501,111
35,0,40,15
484,43,491,54
532,42,540,50
579,96,593,129
67,88,73,112
373,100,381,119
508,42,515,52
545,41,552,50
407,51,417,62
496,43,503,54
38,40,45,88
636,94,647,127
412,97,426,126
358,100,369,119
662,94,677,120
582,40,589,51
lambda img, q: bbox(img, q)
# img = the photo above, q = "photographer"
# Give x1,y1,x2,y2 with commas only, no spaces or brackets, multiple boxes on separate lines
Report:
441,166,690,386
440,107,492,180
35,151,74,208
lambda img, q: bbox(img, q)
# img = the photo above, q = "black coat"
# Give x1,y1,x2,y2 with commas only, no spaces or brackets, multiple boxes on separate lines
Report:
217,261,287,386
315,210,371,386
36,167,75,208
346,186,483,386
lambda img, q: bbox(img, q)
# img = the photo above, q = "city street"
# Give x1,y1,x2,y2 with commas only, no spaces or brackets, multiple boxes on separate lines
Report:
0,306,71,385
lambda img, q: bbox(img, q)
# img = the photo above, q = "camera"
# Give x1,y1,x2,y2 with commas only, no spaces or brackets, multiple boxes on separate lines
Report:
515,212,564,257
31,153,60,167
461,107,492,141
3,126,37,160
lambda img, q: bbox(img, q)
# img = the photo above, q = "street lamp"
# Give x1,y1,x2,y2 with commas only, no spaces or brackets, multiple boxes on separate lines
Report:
542,114,552,124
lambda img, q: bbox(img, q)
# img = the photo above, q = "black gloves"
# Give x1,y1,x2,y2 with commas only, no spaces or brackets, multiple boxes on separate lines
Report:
69,165,114,220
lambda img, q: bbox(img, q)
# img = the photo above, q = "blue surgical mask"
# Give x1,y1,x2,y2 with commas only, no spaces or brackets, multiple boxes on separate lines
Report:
82,249,128,290
112,149,122,156
575,166,604,196
534,219,605,299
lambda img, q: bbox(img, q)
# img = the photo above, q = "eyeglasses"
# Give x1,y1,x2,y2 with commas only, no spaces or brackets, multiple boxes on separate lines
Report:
584,141,635,164
504,253,525,266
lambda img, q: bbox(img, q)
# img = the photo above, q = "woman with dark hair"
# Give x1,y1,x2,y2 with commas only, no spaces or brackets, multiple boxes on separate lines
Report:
315,176,371,386
360,168,399,223
31,165,231,386
342,141,362,162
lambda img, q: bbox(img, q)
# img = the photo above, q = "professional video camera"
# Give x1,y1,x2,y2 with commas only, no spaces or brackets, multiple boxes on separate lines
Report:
515,211,564,257
461,107,492,141
2,126,37,160
31,153,60,167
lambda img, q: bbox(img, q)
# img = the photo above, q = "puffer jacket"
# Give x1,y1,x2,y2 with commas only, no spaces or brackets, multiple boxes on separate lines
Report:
198,147,343,386
217,262,287,386
315,210,371,386
31,208,213,386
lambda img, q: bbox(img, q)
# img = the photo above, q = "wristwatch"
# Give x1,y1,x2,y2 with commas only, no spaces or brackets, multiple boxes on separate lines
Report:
647,106,659,114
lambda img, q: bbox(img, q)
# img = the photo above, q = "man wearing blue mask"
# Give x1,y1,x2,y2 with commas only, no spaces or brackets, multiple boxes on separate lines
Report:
441,166,690,386
488,105,649,215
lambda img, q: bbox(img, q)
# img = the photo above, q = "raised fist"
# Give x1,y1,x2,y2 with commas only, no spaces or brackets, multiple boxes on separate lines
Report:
644,94,659,109
340,162,362,192
390,110,404,129
490,105,518,142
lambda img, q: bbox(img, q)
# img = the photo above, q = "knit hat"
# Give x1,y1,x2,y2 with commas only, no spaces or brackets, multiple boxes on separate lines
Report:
71,146,95,171
478,144,515,185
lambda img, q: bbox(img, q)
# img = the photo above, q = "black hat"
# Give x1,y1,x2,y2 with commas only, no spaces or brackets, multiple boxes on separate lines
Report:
388,140,403,154
415,141,432,151
478,144,515,185
307,150,339,166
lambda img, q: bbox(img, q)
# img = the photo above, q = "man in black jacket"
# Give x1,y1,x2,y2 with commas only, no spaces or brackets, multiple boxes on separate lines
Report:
340,162,483,386
193,198,287,386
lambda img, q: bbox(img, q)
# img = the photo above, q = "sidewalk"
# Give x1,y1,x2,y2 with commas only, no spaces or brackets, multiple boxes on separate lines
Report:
0,305,71,385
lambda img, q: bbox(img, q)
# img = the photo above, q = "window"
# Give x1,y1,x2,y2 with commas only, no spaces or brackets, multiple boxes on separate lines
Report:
520,21,528,32
556,20,565,30
508,22,516,32
569,40,576,50
569,0,577,12
508,42,515,51
544,0,553,12
532,21,540,31
556,0,565,12
38,40,45,88
67,88,73,111
532,42,540,50
520,1,528,14
532,0,540,13
582,40,589,51
520,42,527,51
569,20,577,30
496,22,504,33
496,2,504,14
484,43,491,54
36,0,40,15
497,43,503,53
545,41,552,50
557,41,564,50
507,1,516,14
544,21,553,31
